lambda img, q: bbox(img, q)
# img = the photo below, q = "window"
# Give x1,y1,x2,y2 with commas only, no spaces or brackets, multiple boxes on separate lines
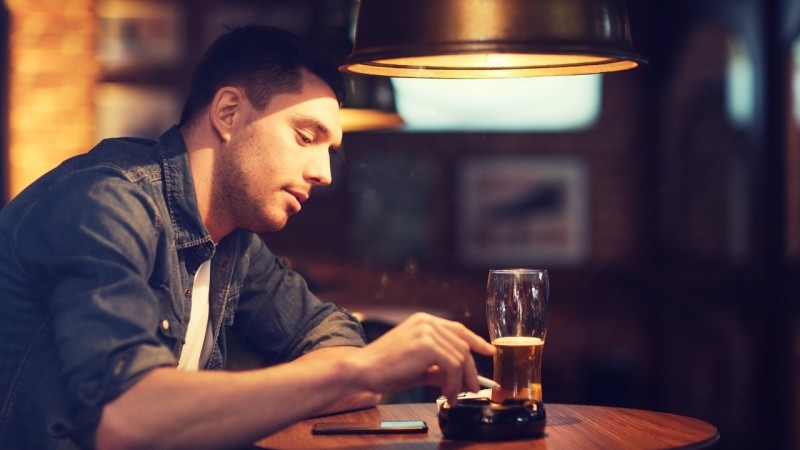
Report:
391,75,602,131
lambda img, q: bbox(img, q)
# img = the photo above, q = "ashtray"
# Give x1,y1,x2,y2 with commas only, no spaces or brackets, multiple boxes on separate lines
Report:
437,397,546,441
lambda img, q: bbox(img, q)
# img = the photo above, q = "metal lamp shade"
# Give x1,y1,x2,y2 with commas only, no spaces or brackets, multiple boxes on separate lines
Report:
340,0,645,78
340,74,404,132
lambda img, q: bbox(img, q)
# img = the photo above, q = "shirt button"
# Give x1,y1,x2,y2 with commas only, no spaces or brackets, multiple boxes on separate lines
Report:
161,320,170,331
221,260,229,268
184,288,191,297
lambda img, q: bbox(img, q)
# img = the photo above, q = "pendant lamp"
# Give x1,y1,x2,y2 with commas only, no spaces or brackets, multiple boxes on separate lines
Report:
340,74,404,132
340,0,645,78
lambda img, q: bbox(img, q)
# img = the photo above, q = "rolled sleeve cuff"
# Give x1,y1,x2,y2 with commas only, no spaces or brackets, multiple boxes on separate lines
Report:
64,344,176,444
296,306,367,355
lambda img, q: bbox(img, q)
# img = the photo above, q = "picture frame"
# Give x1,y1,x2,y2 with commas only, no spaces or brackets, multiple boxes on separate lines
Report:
96,0,184,73
456,155,589,267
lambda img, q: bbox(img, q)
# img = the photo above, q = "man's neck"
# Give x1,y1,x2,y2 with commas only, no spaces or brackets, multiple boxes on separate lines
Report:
180,125,232,243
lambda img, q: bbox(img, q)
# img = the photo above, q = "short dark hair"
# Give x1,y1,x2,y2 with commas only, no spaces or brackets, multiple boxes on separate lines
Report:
179,25,345,126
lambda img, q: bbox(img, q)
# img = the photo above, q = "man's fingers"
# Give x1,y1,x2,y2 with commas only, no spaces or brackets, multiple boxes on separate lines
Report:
412,316,483,397
414,324,468,398
365,313,494,402
426,316,493,393
440,319,495,356
434,324,481,393
410,313,494,355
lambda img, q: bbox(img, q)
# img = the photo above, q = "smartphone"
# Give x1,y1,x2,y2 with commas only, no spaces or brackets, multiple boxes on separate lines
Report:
312,420,428,435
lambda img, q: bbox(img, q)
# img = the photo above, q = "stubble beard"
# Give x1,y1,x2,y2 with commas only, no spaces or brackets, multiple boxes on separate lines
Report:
213,140,288,235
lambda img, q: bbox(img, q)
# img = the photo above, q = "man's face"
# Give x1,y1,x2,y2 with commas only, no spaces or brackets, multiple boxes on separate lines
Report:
214,70,343,233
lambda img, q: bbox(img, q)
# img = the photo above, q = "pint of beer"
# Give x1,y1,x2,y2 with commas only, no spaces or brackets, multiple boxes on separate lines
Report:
491,336,544,402
486,269,549,403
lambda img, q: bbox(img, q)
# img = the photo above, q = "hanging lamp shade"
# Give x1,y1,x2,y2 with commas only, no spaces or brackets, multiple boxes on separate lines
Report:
340,74,404,132
340,0,645,78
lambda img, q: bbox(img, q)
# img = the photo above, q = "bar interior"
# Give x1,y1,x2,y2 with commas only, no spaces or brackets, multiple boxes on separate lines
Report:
1,0,798,448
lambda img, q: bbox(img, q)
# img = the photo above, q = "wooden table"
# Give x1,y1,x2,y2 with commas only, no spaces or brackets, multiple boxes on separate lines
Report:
254,403,719,449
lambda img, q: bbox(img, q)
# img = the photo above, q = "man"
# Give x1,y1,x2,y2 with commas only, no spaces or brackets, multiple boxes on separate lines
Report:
0,26,494,449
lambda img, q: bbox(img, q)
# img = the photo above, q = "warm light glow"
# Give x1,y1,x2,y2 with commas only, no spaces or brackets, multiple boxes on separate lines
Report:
339,108,404,132
377,53,609,69
344,55,638,78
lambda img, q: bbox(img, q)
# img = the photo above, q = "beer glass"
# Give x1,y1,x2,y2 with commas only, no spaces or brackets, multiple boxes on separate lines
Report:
486,269,550,403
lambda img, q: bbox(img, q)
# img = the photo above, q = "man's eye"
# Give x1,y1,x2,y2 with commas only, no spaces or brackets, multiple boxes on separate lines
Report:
297,131,313,144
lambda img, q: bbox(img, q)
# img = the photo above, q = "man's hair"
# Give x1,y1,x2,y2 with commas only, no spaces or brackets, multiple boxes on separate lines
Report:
179,25,345,126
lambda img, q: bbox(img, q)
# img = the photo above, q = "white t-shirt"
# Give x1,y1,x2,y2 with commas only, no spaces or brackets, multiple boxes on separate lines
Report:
177,260,213,371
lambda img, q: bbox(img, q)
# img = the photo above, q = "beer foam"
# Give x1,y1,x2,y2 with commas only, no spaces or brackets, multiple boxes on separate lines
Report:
492,336,543,345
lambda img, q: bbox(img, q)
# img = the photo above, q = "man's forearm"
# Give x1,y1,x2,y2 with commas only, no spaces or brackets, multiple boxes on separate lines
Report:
296,347,382,415
94,313,494,450
95,353,368,450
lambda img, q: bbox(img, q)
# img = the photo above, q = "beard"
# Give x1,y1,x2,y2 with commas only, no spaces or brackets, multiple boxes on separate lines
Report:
211,130,290,234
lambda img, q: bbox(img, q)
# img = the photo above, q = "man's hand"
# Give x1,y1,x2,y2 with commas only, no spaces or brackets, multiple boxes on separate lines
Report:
346,312,495,405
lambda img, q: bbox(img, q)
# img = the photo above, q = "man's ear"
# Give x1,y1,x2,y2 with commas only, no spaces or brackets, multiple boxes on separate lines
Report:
209,87,244,143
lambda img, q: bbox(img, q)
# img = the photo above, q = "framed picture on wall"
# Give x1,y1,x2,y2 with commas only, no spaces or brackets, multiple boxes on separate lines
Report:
456,155,589,267
96,0,184,73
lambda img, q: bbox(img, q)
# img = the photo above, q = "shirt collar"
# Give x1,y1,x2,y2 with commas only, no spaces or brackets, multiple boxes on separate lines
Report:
156,126,214,258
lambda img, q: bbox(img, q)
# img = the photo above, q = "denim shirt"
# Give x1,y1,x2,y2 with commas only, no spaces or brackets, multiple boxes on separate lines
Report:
0,126,365,449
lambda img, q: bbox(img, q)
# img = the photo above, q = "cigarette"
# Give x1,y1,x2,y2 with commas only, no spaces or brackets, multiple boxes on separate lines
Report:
477,375,500,389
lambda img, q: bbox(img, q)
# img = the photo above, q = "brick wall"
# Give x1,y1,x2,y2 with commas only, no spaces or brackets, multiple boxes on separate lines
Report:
5,0,97,199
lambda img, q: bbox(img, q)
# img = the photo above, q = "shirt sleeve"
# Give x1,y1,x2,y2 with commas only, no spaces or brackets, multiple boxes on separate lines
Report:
230,234,366,364
13,170,177,438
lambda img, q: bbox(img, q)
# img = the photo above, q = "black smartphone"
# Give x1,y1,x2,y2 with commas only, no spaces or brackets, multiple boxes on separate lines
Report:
311,420,428,435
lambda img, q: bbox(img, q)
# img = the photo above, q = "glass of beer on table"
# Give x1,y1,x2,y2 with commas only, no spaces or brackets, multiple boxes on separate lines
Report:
486,269,550,403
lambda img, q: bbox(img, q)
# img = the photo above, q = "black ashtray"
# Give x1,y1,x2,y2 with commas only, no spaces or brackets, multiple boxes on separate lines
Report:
438,397,546,441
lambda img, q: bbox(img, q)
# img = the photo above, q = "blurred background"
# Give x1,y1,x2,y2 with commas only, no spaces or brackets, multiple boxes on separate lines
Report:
2,0,799,448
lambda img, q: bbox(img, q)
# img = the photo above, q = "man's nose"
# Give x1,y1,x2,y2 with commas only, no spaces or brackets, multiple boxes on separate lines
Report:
304,150,332,186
